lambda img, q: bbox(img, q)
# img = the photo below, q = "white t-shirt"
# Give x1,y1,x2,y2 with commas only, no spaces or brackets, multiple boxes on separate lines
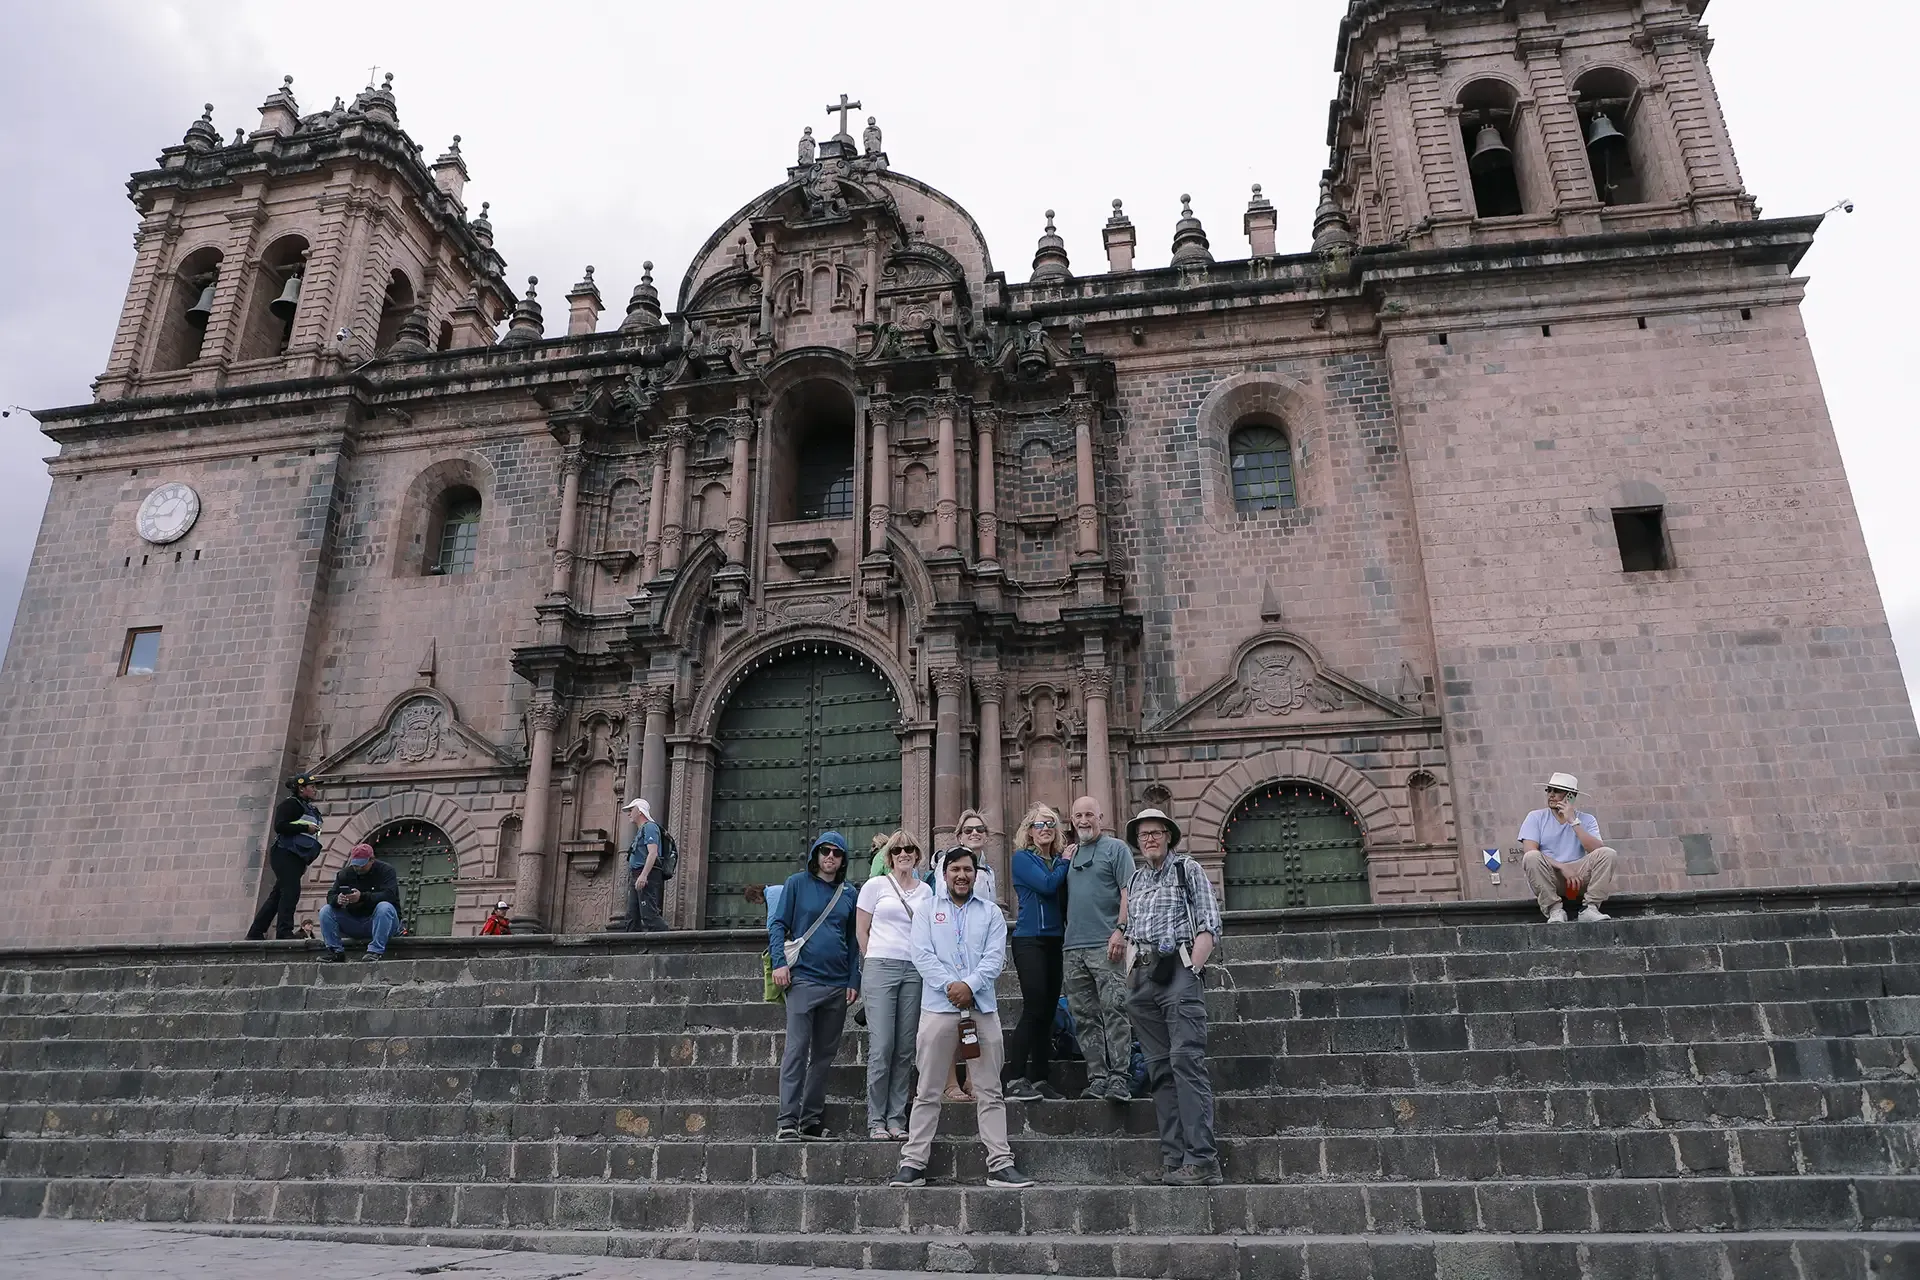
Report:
857,874,933,961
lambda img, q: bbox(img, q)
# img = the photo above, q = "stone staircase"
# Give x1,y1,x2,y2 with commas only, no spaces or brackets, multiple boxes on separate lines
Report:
2,887,1918,1278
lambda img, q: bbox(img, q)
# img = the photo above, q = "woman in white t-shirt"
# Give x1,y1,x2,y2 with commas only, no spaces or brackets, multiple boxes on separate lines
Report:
856,831,933,1139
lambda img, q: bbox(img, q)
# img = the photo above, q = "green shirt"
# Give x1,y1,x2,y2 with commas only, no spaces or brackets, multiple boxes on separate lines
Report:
1063,833,1135,949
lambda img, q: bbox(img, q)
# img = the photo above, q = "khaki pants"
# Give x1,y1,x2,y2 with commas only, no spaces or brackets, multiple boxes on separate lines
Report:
1522,847,1617,915
1062,945,1133,1090
900,1009,1014,1173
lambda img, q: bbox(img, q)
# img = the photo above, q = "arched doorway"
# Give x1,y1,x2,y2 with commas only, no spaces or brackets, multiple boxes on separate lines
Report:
706,647,902,928
1221,782,1369,910
368,820,458,936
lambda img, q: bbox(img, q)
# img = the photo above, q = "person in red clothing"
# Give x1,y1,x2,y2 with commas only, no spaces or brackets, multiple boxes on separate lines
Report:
478,900,512,936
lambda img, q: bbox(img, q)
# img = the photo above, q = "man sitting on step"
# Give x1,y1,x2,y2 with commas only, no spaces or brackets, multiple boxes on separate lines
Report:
1519,772,1618,923
318,843,402,962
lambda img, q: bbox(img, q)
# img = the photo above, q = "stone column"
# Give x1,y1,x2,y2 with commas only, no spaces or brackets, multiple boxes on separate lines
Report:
512,698,565,931
862,227,880,325
659,423,690,572
1516,32,1598,208
975,411,999,564
975,672,1007,898
640,450,667,581
867,388,891,556
931,667,966,842
619,690,644,848
1402,47,1468,223
1080,666,1113,821
548,434,584,597
725,413,753,565
1072,400,1100,558
935,398,959,552
1642,15,1744,205
638,685,672,816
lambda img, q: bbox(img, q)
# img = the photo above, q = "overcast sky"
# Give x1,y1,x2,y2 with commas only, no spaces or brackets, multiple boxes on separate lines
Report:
2,1,1916,710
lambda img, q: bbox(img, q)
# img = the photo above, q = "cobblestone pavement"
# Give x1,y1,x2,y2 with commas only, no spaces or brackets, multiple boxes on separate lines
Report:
0,1220,1064,1280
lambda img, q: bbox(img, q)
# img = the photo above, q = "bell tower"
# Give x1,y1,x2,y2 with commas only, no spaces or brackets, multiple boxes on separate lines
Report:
1327,0,1755,249
95,74,514,401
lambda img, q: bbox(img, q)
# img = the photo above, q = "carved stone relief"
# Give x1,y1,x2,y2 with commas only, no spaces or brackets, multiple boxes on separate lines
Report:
365,697,469,764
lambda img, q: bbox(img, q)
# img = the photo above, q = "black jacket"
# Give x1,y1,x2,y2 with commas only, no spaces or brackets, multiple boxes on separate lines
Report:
271,796,323,862
326,859,401,917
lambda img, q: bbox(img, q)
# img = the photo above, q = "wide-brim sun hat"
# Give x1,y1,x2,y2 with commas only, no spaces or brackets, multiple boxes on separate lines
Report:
1125,808,1182,848
1542,772,1580,794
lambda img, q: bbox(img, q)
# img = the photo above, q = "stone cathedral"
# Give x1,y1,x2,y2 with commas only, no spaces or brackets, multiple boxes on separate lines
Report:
2,0,1914,946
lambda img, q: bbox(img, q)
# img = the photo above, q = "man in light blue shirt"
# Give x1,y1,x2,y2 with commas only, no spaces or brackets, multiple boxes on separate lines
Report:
1519,771,1618,923
890,848,1034,1189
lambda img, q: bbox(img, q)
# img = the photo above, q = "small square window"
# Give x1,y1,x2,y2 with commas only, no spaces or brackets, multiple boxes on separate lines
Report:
1612,506,1671,573
120,628,161,676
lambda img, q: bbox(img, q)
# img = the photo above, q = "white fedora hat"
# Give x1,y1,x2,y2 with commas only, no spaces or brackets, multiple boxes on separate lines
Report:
1542,772,1579,794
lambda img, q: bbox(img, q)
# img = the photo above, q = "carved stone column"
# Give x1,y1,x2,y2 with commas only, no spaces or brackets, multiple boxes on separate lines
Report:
641,450,667,581
1080,666,1113,821
638,685,672,817
548,432,585,598
1072,399,1100,558
935,396,959,552
659,422,691,572
619,690,644,848
931,666,967,842
862,226,880,325
725,412,753,565
512,698,565,931
866,386,891,556
974,671,1007,899
975,411,999,565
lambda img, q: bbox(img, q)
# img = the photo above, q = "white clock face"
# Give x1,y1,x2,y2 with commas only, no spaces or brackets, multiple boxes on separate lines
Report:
136,482,201,545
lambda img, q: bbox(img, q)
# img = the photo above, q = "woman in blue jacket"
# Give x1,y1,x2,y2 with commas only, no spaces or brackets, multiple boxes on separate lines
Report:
1002,803,1069,1101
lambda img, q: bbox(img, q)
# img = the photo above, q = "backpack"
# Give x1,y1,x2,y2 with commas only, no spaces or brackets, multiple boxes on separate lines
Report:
657,830,679,879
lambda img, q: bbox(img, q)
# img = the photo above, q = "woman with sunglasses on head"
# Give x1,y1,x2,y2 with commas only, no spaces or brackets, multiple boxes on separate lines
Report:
1003,804,1069,1101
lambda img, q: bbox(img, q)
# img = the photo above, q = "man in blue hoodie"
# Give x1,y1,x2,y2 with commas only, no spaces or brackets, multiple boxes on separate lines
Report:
768,830,860,1141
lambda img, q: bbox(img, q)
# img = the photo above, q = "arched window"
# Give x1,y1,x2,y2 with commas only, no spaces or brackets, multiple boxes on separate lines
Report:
704,426,731,459
154,246,224,372
771,380,857,522
431,486,481,575
1230,419,1296,513
1458,80,1526,218
375,269,416,353
797,427,854,518
238,235,309,362
1575,69,1649,207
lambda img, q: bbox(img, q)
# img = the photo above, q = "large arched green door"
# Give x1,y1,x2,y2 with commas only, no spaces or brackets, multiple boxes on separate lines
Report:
705,648,902,928
368,820,457,936
1221,782,1369,910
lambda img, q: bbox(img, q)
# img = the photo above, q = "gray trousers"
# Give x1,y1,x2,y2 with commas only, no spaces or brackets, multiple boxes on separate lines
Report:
777,980,848,1129
862,955,921,1130
1063,945,1133,1088
1127,964,1217,1168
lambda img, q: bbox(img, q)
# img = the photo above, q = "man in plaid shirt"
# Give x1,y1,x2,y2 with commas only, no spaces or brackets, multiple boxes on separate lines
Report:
1118,807,1223,1186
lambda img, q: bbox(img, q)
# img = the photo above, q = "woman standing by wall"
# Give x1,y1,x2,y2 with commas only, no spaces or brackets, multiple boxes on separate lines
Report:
1003,803,1069,1101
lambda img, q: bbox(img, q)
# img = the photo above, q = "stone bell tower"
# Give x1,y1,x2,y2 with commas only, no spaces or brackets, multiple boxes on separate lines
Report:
1328,0,1755,249
94,74,514,402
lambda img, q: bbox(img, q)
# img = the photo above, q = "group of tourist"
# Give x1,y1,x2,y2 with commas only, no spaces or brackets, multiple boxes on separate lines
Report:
765,797,1226,1190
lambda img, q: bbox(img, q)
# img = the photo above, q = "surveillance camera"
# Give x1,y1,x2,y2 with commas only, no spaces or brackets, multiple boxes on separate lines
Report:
1843,201,1855,214
335,327,352,343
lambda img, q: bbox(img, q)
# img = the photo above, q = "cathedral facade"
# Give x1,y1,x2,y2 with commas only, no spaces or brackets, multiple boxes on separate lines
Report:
3,0,1915,946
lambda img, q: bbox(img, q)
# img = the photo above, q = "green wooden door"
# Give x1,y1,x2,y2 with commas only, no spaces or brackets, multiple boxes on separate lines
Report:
1221,783,1369,910
706,649,901,928
370,820,458,936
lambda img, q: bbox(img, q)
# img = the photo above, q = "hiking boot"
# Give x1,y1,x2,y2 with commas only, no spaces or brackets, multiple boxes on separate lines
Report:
1162,1161,1224,1187
985,1165,1036,1188
889,1165,927,1188
324,950,347,963
1545,903,1569,924
360,950,385,961
1577,904,1611,922
1139,1162,1181,1185
1003,1077,1043,1102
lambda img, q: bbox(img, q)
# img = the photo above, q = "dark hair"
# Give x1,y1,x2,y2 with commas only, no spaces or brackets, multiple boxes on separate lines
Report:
942,847,979,872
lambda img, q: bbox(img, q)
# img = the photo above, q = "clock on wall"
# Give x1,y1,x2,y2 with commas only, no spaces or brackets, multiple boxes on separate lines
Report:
136,482,201,545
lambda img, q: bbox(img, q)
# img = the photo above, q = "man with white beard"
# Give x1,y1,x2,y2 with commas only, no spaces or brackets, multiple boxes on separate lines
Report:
1060,796,1138,1102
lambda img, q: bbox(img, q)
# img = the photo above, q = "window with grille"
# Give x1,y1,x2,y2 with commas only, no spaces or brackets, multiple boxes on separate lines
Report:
1230,423,1296,512
795,428,855,520
432,489,481,575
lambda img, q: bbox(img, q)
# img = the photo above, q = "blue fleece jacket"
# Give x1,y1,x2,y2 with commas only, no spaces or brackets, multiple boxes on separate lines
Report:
768,871,861,991
1011,847,1068,938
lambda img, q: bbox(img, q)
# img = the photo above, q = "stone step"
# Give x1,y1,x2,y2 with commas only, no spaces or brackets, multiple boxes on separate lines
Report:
6,1121,1917,1185
8,1079,1914,1138
9,1173,1919,1236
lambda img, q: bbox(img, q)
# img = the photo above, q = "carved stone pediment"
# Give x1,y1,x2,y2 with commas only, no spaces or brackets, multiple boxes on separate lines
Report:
1150,631,1422,733
316,687,519,776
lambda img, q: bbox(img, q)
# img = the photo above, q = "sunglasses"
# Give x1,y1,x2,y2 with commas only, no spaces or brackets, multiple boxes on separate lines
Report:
1032,820,1056,829
959,825,987,835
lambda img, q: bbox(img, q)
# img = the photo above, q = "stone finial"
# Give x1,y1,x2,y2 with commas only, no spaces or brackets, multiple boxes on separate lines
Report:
233,127,247,146
797,126,816,166
1030,210,1072,283
432,134,470,204
386,308,433,357
353,71,399,127
863,115,882,156
566,265,604,336
501,275,545,345
1103,198,1136,273
621,261,665,333
1244,182,1278,256
182,103,220,152
1311,173,1356,254
256,74,300,137
1170,194,1213,267
469,201,494,248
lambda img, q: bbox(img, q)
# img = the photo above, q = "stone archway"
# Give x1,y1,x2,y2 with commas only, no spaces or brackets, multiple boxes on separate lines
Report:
1221,782,1369,910
367,819,458,936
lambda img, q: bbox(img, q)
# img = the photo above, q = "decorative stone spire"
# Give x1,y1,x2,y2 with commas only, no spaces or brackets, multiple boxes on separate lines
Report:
232,127,247,147
1102,199,1136,273
257,75,300,137
431,136,469,205
1244,183,1277,256
352,72,399,127
469,201,494,249
1030,210,1072,283
566,266,604,336
1170,194,1213,267
1311,173,1356,254
182,104,220,152
621,262,665,333
501,275,545,345
386,308,433,357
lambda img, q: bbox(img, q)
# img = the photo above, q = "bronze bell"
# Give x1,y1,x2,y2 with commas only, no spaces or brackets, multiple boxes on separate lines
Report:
1468,123,1513,176
183,279,215,328
269,270,302,321
1585,112,1626,151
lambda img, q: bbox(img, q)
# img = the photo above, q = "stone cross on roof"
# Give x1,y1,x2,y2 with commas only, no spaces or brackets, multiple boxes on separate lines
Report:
825,94,862,139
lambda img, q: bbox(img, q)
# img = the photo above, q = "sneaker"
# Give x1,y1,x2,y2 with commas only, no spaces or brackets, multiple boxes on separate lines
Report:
889,1165,927,1188
798,1123,830,1141
360,950,385,961
1577,904,1611,923
1003,1077,1043,1102
1079,1082,1109,1100
775,1125,801,1143
324,950,347,963
1545,903,1569,924
985,1165,1036,1189
1139,1163,1181,1185
1102,1077,1136,1103
1162,1161,1224,1187
1032,1081,1065,1101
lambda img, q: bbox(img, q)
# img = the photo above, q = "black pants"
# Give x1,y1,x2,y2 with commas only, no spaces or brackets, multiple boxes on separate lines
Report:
1004,934,1064,1083
623,869,668,932
246,847,308,940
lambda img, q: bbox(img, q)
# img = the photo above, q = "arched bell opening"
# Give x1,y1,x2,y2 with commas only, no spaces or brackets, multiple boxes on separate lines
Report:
153,246,225,372
1458,79,1527,219
238,235,310,361
1574,67,1651,206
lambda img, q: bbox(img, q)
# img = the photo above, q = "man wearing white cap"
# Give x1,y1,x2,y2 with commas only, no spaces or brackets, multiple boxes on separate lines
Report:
1519,773,1617,923
621,797,669,932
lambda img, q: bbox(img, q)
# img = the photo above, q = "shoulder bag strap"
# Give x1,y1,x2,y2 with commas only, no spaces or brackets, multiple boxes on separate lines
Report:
885,875,917,922
793,881,850,956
